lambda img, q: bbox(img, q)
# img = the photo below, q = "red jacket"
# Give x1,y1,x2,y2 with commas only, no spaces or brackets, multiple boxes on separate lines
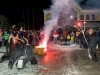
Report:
63,30,67,35
53,31,58,35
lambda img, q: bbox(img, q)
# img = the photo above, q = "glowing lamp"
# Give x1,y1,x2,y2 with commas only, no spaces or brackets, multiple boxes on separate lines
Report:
74,25,76,27
76,22,82,27
84,21,86,24
70,15,74,19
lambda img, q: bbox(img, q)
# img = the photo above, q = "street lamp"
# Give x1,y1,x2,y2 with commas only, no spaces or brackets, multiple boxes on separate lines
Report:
70,15,74,27
75,22,82,27
70,15,74,19
84,21,86,32
77,22,81,27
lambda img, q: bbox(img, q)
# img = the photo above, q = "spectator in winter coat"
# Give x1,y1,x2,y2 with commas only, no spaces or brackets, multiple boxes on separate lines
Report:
3,31,9,46
88,28,98,62
77,32,83,48
70,32,75,43
53,30,59,42
63,29,67,42
67,34,71,46
28,33,33,45
0,34,2,47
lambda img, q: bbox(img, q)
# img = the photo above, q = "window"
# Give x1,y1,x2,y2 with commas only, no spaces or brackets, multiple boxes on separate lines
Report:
80,15,84,20
48,15,51,20
92,14,95,20
46,13,51,21
86,14,90,20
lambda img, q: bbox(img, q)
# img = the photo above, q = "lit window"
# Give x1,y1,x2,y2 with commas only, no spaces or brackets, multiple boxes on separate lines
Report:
80,15,84,20
86,14,90,20
92,14,95,20
48,15,51,20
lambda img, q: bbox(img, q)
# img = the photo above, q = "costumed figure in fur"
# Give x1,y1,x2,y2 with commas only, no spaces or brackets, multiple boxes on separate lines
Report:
88,28,98,62
8,32,37,69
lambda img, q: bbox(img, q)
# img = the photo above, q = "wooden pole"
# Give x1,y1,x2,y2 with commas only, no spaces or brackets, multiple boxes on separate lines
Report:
33,9,34,31
27,9,29,30
23,10,25,30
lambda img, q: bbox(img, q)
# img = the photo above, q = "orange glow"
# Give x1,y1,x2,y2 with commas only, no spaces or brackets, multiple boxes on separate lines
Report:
78,23,81,26
74,25,76,27
0,32,3,36
76,22,82,27
39,39,47,52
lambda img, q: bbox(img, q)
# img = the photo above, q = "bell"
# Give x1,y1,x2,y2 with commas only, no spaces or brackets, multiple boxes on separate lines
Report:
17,59,23,69
96,43,98,50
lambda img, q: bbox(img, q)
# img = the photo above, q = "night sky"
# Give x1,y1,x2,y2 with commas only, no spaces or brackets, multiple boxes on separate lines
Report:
0,0,51,30
0,0,91,30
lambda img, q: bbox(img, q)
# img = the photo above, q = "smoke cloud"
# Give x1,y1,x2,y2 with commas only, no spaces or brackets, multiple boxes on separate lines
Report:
43,0,75,44
42,0,100,44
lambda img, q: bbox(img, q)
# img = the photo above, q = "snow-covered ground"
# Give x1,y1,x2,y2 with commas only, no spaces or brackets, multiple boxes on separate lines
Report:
48,43,81,51
0,47,39,75
0,43,81,75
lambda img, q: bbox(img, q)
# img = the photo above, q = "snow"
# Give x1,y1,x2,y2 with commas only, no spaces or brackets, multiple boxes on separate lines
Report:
0,43,81,75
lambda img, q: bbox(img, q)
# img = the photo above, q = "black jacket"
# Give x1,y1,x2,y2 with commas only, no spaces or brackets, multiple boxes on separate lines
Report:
88,32,98,48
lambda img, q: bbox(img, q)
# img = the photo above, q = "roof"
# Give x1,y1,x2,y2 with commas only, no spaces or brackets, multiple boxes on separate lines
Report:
80,5,100,10
43,9,50,11
74,0,100,10
43,0,100,11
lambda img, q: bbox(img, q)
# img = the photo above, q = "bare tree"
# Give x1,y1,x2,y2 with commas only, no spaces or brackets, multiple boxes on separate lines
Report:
0,15,10,28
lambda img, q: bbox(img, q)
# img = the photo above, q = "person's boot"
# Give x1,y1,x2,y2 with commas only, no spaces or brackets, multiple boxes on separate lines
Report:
92,58,98,62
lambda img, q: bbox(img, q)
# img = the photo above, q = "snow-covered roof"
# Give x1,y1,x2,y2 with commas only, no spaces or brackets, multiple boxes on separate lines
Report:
74,0,100,10
43,0,100,12
43,9,50,11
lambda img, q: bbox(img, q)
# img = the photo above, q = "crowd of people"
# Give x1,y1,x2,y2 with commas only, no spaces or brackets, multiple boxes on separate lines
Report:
52,27,100,62
0,28,40,68
0,28,40,48
0,26,99,66
52,27,100,47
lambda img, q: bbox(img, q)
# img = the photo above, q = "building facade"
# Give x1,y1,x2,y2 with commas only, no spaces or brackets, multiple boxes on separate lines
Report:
43,0,100,27
43,9,51,24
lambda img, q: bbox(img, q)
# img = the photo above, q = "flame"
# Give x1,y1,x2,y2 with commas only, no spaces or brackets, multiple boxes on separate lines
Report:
39,39,47,52
38,32,49,52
